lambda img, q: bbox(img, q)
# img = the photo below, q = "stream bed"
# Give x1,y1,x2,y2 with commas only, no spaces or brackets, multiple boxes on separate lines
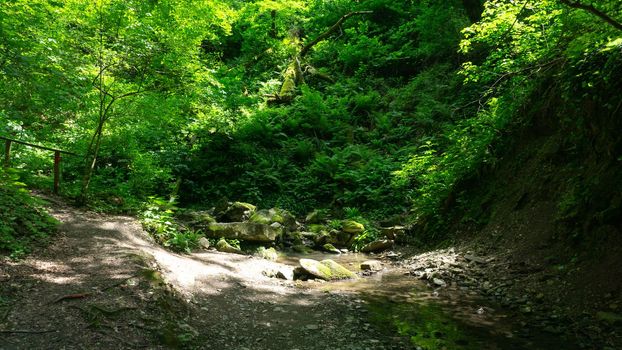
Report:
279,251,579,349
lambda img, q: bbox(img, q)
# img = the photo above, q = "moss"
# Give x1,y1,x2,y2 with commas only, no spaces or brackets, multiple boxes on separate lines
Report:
309,224,327,233
320,259,357,279
342,220,365,233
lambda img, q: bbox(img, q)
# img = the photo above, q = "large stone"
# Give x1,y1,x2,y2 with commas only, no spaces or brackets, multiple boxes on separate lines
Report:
380,226,406,241
360,239,394,253
216,238,243,254
205,222,282,242
177,210,216,229
298,258,357,281
360,260,383,272
197,237,211,250
342,220,365,234
219,202,256,222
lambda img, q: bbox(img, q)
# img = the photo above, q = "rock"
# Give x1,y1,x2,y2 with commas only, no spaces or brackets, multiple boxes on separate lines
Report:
205,222,282,242
178,210,216,226
433,278,447,287
249,208,296,230
320,259,358,280
255,247,279,261
298,258,357,281
341,220,365,234
380,226,406,241
360,260,383,272
219,202,256,222
216,238,243,254
276,268,294,280
198,237,211,249
322,243,341,254
360,239,394,253
262,269,277,278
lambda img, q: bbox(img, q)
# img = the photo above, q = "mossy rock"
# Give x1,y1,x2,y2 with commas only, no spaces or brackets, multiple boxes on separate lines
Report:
322,243,341,254
249,208,296,230
206,222,282,242
219,202,257,222
298,258,357,281
342,220,365,234
308,224,328,233
216,238,243,254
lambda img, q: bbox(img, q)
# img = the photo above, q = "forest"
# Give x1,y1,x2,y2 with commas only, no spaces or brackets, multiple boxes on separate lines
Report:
1,0,621,349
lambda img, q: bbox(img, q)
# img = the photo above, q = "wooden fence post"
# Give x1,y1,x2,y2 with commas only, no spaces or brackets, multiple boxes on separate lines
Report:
3,140,11,168
53,151,61,194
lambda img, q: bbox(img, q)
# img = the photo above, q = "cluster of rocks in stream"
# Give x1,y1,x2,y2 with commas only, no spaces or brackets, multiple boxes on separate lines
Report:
177,202,405,257
176,202,398,282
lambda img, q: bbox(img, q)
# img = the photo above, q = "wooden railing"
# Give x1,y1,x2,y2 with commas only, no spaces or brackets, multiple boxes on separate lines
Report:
1,136,77,194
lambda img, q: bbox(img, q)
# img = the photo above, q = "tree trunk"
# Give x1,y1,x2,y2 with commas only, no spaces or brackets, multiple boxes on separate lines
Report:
270,11,372,103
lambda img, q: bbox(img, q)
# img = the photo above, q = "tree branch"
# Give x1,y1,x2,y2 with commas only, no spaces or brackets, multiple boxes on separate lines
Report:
299,11,373,57
559,0,622,31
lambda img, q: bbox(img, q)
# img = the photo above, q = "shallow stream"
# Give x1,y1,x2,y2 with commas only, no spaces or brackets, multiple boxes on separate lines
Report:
279,251,578,350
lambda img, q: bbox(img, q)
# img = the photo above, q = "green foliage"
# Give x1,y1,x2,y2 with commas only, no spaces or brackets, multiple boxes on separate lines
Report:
0,169,57,258
141,197,199,253
2,0,620,245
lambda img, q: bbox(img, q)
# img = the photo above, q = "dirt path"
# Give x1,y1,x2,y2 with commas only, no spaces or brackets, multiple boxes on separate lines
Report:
0,201,412,350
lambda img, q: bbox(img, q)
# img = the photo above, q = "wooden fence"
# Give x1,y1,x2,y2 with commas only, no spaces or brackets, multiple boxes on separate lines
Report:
1,136,77,194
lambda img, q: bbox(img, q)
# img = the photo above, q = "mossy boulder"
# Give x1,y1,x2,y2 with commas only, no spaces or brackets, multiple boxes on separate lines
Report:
177,210,216,230
205,222,282,242
216,238,243,254
218,202,256,222
249,208,296,230
342,220,365,234
361,239,394,253
297,258,357,281
381,226,407,242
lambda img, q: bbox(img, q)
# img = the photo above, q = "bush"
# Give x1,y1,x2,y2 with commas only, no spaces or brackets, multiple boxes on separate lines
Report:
0,169,57,258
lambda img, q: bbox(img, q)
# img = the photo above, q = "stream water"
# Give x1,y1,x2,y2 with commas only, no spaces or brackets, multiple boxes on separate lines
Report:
278,252,579,350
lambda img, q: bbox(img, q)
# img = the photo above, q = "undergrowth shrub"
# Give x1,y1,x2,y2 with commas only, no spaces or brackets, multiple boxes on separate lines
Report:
0,169,57,258
141,197,200,253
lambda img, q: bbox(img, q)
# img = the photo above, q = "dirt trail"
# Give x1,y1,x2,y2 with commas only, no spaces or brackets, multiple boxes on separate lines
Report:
0,201,412,350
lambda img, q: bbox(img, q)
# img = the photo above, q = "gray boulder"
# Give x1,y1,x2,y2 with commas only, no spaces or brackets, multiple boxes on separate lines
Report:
218,202,256,222
360,239,394,253
360,260,383,272
205,222,282,242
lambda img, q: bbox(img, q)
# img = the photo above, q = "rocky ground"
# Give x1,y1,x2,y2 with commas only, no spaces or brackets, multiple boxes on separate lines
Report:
0,200,413,350
1,198,620,349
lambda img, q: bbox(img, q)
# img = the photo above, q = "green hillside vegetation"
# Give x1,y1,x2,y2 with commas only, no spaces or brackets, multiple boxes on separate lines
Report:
1,0,620,249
